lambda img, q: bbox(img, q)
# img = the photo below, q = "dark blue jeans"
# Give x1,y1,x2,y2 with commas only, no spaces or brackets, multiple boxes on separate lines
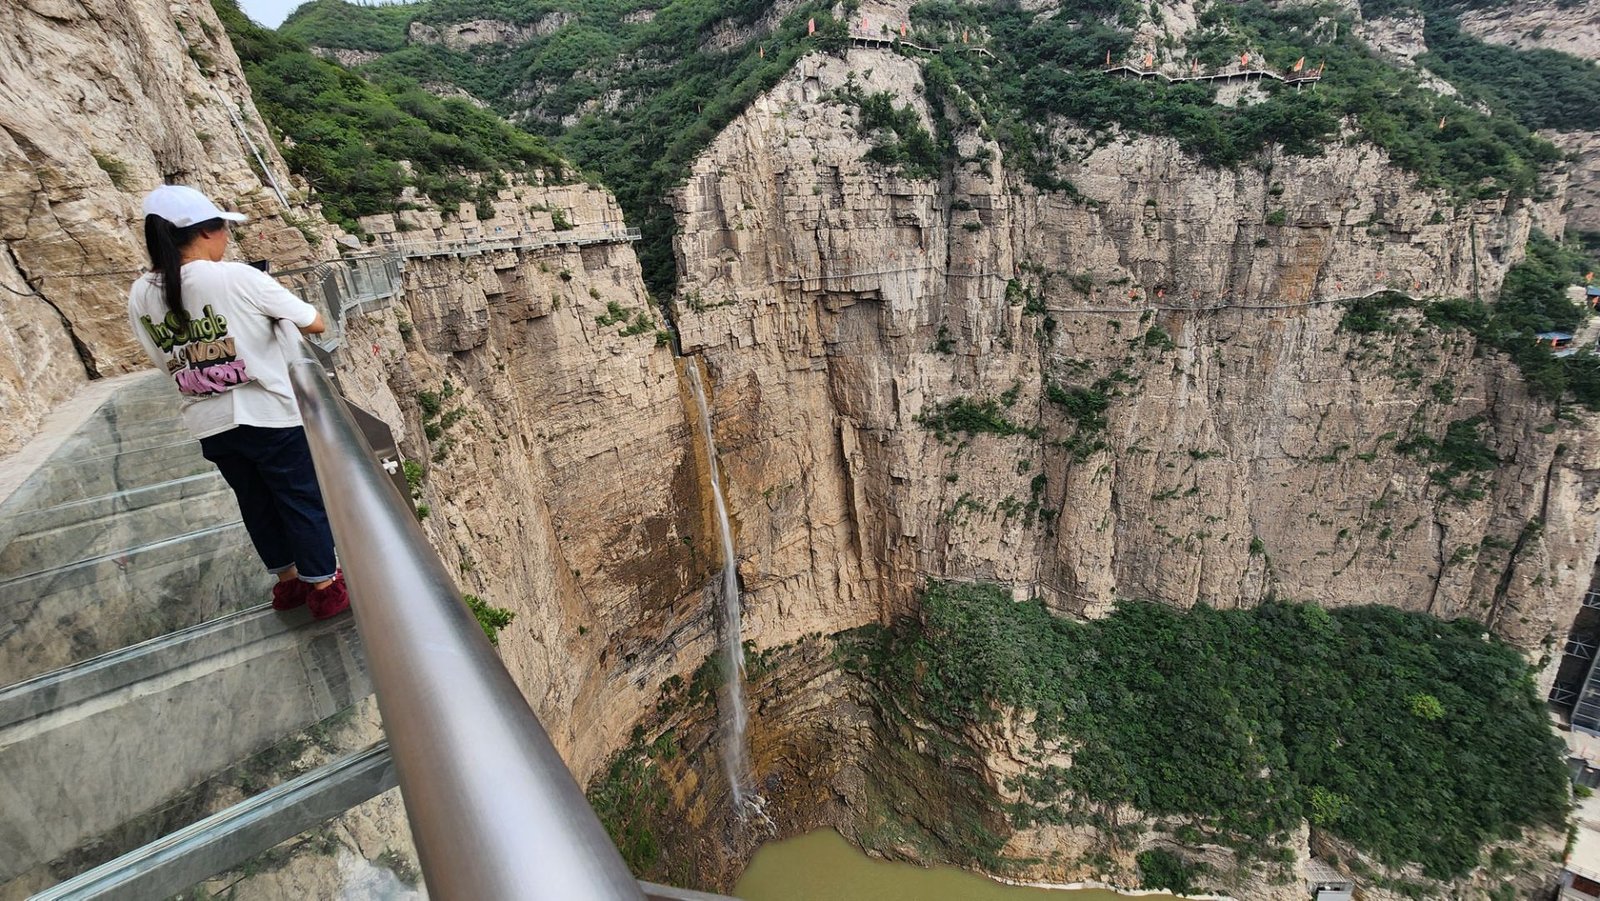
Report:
200,425,337,582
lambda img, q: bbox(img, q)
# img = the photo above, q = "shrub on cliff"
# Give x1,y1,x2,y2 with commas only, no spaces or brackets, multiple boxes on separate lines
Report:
848,581,1570,880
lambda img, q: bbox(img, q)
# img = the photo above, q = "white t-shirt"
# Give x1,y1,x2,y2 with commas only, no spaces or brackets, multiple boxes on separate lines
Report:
128,260,319,439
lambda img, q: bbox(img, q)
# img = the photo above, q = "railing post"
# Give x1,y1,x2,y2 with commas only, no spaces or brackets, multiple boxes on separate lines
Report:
275,323,644,900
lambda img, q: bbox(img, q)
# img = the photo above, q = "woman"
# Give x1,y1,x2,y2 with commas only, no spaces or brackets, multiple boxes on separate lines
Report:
127,184,348,619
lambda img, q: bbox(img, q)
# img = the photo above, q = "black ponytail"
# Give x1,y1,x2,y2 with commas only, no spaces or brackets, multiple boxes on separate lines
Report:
142,215,226,318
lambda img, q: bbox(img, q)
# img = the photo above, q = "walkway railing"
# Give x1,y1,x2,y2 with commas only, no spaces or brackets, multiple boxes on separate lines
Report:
268,224,641,348
275,322,646,899
1103,62,1323,87
374,224,641,260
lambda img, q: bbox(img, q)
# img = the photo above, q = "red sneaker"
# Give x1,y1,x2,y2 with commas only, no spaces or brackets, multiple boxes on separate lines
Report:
307,571,350,620
271,579,308,611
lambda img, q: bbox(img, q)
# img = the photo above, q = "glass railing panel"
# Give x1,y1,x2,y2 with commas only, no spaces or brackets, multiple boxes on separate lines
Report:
173,782,418,901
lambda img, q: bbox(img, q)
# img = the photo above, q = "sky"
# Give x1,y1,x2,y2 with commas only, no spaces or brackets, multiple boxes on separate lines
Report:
236,0,306,28
236,0,412,29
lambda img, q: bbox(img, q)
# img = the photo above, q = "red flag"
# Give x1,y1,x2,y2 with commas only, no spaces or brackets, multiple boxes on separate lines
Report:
901,21,907,36
807,16,815,35
1191,58,1199,73
862,16,868,30
1241,52,1250,66
1292,56,1305,72
1144,52,1154,68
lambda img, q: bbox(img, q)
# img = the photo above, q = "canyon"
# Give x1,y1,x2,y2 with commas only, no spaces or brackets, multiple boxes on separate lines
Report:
2,0,1597,897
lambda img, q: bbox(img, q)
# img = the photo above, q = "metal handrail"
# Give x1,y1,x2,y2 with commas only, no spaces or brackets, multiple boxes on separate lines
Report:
275,321,644,900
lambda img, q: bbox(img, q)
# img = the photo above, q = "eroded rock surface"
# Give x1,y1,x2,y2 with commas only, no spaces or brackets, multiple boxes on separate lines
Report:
0,0,323,455
673,49,1596,667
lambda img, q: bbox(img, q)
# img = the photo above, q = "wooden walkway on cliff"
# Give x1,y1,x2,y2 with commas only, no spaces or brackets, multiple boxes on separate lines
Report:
1102,63,1323,89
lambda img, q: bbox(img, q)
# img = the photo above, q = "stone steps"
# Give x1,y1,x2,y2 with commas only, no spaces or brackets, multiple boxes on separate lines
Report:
0,603,368,887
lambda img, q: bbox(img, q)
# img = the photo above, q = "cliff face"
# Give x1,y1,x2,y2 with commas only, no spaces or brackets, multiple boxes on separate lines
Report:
1458,0,1600,58
1455,0,1600,237
330,187,724,784
5,2,1593,896
672,49,1596,662
0,0,324,455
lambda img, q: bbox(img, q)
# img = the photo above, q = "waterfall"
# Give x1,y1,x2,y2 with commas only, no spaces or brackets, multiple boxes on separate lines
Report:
685,362,750,809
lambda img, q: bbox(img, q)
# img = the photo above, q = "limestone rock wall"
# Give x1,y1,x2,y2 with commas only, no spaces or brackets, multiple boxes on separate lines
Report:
0,0,322,456
336,187,724,785
1458,0,1600,58
671,48,1600,663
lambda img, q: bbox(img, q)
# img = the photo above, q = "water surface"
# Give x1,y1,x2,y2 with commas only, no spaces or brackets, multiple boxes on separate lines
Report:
736,828,1183,901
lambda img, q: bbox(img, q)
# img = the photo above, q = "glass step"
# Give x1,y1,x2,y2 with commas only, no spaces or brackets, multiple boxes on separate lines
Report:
0,609,368,890
0,522,263,686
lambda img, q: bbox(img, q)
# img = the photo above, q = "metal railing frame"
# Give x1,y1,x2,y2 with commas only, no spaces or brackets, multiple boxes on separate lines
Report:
275,321,644,900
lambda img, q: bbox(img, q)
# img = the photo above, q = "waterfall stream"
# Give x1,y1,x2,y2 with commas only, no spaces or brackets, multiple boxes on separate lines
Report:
685,362,751,809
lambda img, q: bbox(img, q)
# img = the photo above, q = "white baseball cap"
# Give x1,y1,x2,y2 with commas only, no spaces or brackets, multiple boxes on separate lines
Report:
141,184,248,228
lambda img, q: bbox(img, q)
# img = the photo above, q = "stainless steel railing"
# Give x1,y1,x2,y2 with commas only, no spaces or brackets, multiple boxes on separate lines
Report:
276,321,645,900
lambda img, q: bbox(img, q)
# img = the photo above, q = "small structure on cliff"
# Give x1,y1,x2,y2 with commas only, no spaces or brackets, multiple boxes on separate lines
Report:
1305,859,1355,900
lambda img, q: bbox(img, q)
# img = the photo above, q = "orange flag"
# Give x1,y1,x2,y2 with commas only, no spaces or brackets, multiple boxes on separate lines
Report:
1241,52,1250,66
1588,271,1595,281
1292,56,1304,72
962,27,969,43
807,16,815,35
901,22,907,36
1144,52,1154,68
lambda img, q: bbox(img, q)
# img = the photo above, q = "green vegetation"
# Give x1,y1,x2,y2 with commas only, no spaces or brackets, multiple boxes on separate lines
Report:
916,396,1035,440
1396,416,1499,503
910,0,1559,199
91,151,132,190
588,735,671,871
1338,234,1600,410
844,582,1569,880
1424,233,1600,408
279,0,413,51
1361,0,1600,135
834,76,942,180
213,0,568,230
1045,381,1110,461
289,0,849,293
1137,849,1205,895
463,593,516,644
